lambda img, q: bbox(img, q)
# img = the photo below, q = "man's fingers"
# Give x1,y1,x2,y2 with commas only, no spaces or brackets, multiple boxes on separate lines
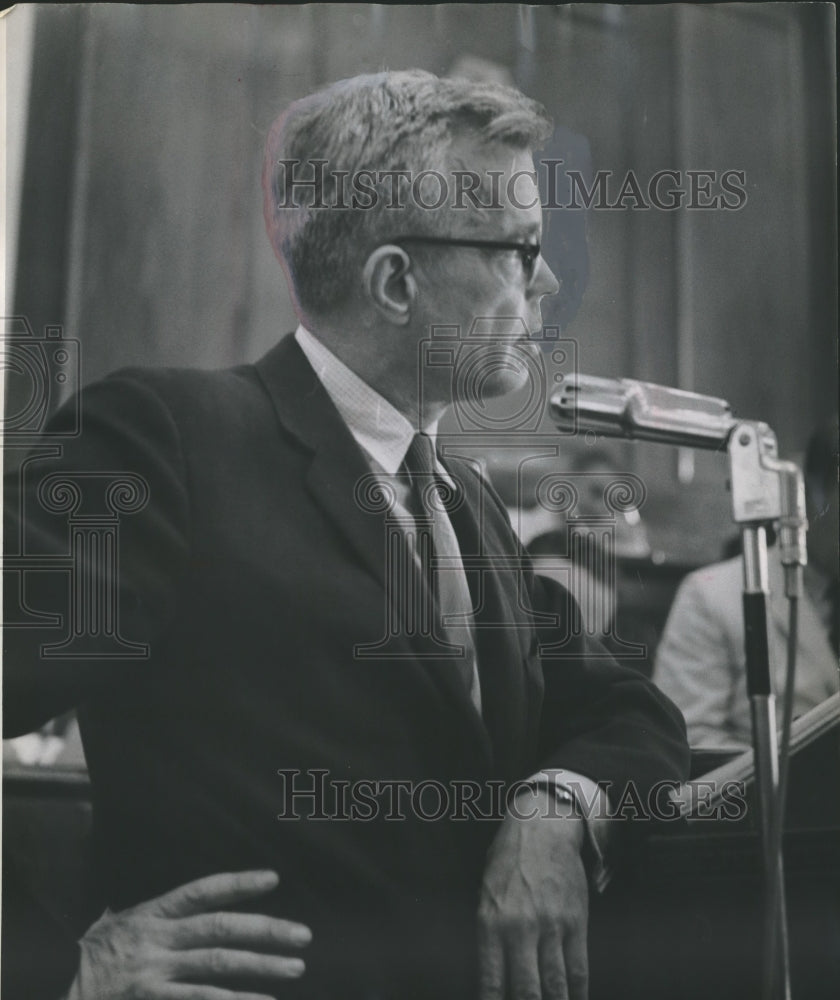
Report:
171,948,305,983
477,921,506,1000
561,927,589,1000
144,871,280,918
506,931,541,1000
538,933,569,1000
172,912,312,951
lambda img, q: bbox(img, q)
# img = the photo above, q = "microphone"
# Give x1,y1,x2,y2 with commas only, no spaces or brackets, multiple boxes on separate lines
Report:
550,373,737,450
550,373,807,569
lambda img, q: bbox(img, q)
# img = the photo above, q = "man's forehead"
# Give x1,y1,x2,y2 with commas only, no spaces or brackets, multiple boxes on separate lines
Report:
446,134,534,176
444,136,542,237
448,132,534,170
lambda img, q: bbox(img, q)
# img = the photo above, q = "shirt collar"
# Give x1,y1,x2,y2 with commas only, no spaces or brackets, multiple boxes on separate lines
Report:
295,324,438,475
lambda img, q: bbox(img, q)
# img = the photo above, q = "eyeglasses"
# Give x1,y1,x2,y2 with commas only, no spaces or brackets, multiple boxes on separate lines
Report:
389,235,542,283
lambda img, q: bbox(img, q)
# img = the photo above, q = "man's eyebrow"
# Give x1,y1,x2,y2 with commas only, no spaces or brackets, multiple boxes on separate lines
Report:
513,225,541,244
494,219,541,241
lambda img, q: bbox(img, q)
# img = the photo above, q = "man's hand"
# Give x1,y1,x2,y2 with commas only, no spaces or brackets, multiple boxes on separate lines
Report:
65,870,311,1000
478,788,589,1000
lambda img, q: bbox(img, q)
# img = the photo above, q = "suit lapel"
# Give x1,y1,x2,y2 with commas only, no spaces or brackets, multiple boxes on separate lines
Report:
254,336,496,761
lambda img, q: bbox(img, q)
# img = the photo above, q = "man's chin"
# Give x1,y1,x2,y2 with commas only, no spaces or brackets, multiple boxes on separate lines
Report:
444,338,543,413
477,363,534,401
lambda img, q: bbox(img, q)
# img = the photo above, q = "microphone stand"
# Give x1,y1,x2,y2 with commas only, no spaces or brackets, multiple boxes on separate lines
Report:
729,422,805,1000
550,379,806,1000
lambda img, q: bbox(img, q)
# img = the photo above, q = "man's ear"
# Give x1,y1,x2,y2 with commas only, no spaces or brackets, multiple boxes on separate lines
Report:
362,245,416,325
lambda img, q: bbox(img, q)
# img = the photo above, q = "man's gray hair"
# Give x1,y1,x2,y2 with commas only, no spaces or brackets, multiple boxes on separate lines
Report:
262,70,552,319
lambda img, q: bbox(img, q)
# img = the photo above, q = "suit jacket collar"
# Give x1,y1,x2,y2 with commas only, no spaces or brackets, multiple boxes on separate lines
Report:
294,324,417,475
255,333,388,587
255,333,355,457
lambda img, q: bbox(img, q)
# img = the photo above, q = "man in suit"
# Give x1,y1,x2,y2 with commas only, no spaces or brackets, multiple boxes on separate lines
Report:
653,417,839,748
4,71,689,1000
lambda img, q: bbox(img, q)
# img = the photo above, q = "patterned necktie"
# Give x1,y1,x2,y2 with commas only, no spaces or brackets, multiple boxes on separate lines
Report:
401,433,481,711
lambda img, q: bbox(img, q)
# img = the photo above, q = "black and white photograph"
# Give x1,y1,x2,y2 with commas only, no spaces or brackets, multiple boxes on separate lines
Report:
2,4,838,999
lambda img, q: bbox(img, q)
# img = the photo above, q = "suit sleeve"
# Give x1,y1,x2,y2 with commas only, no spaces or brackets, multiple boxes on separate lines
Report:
529,567,691,805
652,572,742,748
3,373,190,735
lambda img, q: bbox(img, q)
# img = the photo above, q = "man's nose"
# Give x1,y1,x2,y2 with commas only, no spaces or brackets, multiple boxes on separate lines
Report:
534,255,561,297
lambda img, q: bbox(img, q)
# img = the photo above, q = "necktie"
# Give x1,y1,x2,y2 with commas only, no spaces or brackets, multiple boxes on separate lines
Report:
401,433,481,711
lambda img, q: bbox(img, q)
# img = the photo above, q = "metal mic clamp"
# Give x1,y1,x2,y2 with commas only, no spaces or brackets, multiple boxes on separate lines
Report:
728,421,807,595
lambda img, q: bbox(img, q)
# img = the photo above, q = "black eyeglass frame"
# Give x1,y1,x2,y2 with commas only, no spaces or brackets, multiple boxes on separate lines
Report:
387,234,542,280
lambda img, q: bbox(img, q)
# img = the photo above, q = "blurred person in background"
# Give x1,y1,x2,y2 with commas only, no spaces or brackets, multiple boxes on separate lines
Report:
499,447,655,669
526,446,652,559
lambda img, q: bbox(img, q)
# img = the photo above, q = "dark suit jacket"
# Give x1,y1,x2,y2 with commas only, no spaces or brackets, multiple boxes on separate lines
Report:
4,334,689,999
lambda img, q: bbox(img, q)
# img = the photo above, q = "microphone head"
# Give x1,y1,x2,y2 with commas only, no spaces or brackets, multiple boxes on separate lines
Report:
550,374,636,436
550,373,735,449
